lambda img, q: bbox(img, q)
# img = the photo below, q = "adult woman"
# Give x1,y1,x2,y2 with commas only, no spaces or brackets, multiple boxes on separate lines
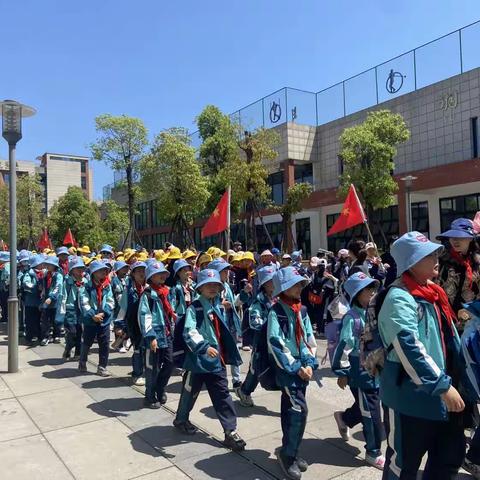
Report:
347,239,369,277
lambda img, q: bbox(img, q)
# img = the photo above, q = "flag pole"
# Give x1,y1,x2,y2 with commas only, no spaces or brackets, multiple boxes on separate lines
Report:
226,186,231,250
364,220,375,244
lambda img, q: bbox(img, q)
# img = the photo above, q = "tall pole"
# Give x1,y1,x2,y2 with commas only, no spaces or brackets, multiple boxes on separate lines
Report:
406,184,412,232
8,142,18,373
226,186,231,251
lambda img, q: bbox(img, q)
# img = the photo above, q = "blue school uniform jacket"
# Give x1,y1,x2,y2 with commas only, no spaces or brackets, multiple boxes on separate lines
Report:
267,300,318,388
183,295,242,374
137,286,169,348
0,263,10,293
55,275,87,327
378,279,463,421
112,275,127,319
332,306,378,390
79,279,114,327
169,281,195,318
21,269,42,307
223,282,242,336
41,271,63,308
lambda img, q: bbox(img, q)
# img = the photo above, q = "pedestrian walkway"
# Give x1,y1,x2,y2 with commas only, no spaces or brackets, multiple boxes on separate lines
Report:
0,327,470,479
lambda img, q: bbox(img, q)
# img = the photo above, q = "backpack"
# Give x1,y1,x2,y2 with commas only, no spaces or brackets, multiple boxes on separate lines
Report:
322,308,362,366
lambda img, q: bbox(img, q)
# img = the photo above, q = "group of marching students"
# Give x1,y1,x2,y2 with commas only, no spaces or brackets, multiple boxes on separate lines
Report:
2,218,480,479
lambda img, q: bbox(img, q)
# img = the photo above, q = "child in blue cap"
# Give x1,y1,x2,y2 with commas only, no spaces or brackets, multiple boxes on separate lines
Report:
0,252,11,323
237,265,276,407
268,266,318,480
138,262,175,408
111,261,130,353
78,260,115,376
17,251,31,336
379,231,467,479
174,268,246,452
56,256,87,360
40,256,64,346
21,254,45,344
331,272,384,470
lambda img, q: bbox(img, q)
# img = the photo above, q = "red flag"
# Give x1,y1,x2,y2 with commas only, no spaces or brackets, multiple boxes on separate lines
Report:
327,184,367,236
37,228,52,250
63,228,77,247
201,189,230,239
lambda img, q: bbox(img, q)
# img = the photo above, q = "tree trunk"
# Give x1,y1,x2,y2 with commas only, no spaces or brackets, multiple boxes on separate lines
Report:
125,159,135,248
282,213,294,253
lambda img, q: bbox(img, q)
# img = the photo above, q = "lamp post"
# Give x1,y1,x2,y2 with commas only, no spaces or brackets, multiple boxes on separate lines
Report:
401,175,417,233
0,100,36,373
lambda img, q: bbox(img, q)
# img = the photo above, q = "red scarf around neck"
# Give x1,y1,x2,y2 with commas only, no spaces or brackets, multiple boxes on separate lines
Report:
450,248,473,288
151,284,175,322
46,271,53,289
134,281,145,298
210,310,225,365
94,277,110,309
280,293,308,351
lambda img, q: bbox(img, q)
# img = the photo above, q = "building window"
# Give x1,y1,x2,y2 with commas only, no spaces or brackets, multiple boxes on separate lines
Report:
326,205,399,253
256,221,283,252
268,171,284,204
440,193,480,232
135,201,151,231
81,161,87,173
193,227,220,252
296,218,311,258
81,177,87,189
472,117,479,159
294,163,313,185
411,201,429,237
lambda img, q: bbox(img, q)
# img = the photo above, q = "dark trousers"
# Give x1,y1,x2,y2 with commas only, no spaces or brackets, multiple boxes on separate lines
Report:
40,308,61,340
467,425,480,464
241,310,253,347
25,306,41,341
145,337,174,403
382,406,466,480
280,385,308,460
65,323,82,357
0,290,8,322
176,367,237,432
342,387,383,457
241,350,260,396
80,323,110,369
132,341,145,378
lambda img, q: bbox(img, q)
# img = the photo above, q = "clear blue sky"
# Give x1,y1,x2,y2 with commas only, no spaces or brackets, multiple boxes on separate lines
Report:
0,0,479,199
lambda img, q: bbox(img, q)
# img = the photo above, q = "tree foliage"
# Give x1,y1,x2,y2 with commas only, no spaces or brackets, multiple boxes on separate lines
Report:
48,186,104,247
100,200,129,248
338,109,410,211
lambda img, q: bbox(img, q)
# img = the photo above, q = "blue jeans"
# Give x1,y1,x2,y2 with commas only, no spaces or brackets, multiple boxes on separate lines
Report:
80,323,110,369
280,385,308,460
145,337,174,403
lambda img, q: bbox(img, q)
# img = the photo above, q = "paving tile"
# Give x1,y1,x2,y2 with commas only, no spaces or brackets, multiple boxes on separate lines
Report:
1,365,73,397
130,466,191,479
45,417,172,480
0,434,74,480
0,397,40,442
0,376,14,399
18,384,112,432
331,465,383,479
0,347,43,371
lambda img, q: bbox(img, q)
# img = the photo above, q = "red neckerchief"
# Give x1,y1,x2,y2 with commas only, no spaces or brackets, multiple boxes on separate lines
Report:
279,293,308,351
46,272,53,289
151,284,175,321
35,269,44,281
94,277,110,309
60,260,69,276
209,310,225,366
402,272,456,357
450,249,473,288
0,264,4,270
134,281,144,298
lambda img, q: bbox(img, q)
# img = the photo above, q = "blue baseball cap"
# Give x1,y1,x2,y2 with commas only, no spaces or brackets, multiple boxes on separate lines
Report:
0,251,10,263
463,299,480,318
30,254,46,269
391,231,444,275
272,266,308,297
257,265,276,288
43,255,59,268
100,244,114,254
56,246,69,256
102,259,114,270
89,260,109,275
195,268,224,291
17,250,30,264
68,256,85,272
291,250,302,261
173,258,191,276
437,218,475,240
342,272,379,304
146,261,170,281
145,258,157,267
114,260,128,272
271,248,280,255
208,258,231,273
130,261,147,272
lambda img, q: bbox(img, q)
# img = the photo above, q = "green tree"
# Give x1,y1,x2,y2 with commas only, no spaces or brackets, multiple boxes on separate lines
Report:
274,183,313,252
338,109,410,240
99,200,129,248
48,186,104,247
0,185,9,243
139,128,210,247
90,114,148,247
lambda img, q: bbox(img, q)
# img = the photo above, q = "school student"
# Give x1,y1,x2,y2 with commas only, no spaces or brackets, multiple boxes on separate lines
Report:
78,260,115,377
174,268,246,452
111,260,130,353
0,251,10,323
56,256,87,360
238,265,276,407
268,266,318,480
138,262,175,408
332,272,385,470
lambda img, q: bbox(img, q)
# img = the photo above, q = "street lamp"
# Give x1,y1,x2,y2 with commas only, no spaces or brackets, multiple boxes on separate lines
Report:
0,100,36,373
401,175,418,233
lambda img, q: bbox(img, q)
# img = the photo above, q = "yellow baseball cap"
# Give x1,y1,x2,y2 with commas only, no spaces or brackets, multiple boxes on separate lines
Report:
242,251,255,263
182,249,197,260
197,253,212,266
168,246,182,260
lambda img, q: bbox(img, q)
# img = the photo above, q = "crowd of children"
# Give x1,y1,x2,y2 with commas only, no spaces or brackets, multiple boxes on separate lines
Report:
2,223,480,479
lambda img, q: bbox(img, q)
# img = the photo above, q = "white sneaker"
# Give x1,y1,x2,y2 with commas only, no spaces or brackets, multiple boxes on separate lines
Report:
463,458,480,479
365,454,385,470
241,346,252,352
133,376,145,386
119,346,127,353
333,411,350,441
238,388,254,407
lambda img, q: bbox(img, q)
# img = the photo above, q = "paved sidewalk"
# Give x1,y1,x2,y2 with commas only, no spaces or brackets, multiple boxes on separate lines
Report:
0,327,471,479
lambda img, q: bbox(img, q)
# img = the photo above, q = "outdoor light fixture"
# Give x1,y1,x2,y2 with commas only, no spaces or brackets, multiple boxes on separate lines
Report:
0,99,36,373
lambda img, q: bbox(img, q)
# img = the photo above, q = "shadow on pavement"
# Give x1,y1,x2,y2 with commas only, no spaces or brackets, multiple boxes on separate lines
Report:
301,437,364,468
87,396,144,418
230,403,281,418
42,367,91,379
29,357,65,367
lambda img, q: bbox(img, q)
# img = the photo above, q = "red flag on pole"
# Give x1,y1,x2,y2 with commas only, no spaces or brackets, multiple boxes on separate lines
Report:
37,228,52,250
63,228,77,247
201,189,230,239
327,184,367,236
